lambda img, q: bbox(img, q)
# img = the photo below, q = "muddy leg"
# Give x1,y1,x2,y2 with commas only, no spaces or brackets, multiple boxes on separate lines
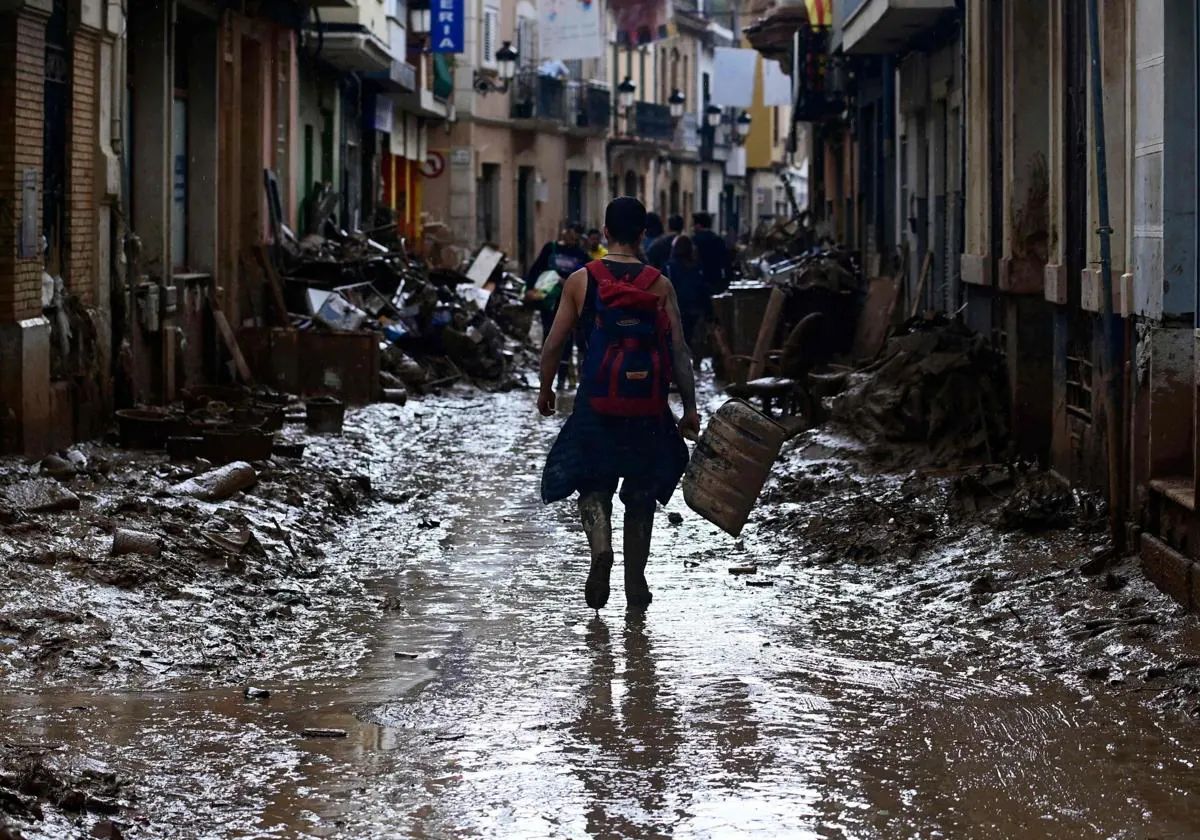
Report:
623,499,655,610
579,492,614,610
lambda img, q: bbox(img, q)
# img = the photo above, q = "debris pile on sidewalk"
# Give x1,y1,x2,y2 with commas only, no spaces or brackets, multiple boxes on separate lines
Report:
748,246,861,294
268,230,535,393
0,429,379,692
829,316,1007,465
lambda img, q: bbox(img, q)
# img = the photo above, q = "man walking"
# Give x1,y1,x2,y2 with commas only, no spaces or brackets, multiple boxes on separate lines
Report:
691,212,731,295
539,197,700,612
646,214,684,270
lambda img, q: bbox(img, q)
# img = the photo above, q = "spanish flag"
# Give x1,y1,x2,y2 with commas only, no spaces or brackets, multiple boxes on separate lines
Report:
805,0,832,28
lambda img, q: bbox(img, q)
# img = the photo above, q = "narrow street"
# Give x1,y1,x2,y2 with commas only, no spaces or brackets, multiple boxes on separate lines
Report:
3,386,1200,839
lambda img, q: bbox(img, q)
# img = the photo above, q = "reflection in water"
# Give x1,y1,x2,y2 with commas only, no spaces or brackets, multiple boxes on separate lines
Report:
570,614,684,840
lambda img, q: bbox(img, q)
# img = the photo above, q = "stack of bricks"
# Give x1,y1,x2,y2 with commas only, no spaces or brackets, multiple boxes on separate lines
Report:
0,9,48,324
68,29,98,307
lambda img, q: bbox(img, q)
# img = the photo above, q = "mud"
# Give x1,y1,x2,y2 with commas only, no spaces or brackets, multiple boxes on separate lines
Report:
1,387,1199,838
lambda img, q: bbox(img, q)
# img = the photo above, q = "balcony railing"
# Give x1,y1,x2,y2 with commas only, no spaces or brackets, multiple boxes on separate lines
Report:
631,101,674,142
510,70,567,122
567,82,611,131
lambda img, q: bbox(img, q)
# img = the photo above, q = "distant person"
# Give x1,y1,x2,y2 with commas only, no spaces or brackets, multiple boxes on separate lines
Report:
664,234,711,358
692,212,731,295
641,212,664,258
585,228,608,260
539,196,699,612
525,227,590,388
646,214,684,270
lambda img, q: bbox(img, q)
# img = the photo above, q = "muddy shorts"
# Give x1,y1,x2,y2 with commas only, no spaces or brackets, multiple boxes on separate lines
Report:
576,473,658,515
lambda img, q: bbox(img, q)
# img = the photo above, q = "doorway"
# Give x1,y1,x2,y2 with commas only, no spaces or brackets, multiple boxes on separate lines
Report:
518,166,535,269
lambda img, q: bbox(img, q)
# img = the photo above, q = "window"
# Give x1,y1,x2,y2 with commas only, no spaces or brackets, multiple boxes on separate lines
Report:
700,169,709,211
517,16,536,67
481,3,499,69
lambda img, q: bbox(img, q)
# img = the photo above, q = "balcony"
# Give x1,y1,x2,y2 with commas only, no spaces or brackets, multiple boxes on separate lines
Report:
567,82,611,133
307,22,393,73
510,70,567,123
630,102,673,142
839,0,956,54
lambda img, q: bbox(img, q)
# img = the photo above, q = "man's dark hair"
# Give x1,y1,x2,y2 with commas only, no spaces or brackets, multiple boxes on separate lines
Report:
570,222,585,235
607,197,648,245
586,228,601,237
693,212,713,229
644,211,664,239
667,214,685,233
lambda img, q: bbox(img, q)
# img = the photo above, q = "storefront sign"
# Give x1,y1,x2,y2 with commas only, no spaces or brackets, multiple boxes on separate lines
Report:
432,0,464,53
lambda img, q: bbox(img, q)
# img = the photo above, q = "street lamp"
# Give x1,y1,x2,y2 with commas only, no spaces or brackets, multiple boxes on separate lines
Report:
705,103,722,129
496,41,518,81
618,76,636,111
668,88,686,120
736,110,752,140
409,0,430,37
475,41,519,94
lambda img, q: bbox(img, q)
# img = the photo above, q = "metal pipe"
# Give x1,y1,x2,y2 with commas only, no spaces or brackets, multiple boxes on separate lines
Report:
1086,0,1125,555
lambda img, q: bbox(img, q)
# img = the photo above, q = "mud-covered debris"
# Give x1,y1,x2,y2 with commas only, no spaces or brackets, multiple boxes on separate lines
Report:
111,528,161,557
2,479,80,513
171,461,256,501
969,574,996,594
728,565,758,575
746,579,775,587
201,529,255,555
40,453,76,480
244,686,270,700
668,511,684,525
90,819,124,839
996,472,1076,531
830,317,1006,465
393,651,420,660
301,728,347,738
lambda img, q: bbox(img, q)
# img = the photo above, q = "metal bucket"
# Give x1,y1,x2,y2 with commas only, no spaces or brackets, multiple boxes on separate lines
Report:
682,399,787,537
305,396,346,434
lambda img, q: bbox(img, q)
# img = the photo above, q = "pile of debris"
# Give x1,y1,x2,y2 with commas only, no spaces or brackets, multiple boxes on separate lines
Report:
262,210,534,394
748,246,861,295
829,315,1007,465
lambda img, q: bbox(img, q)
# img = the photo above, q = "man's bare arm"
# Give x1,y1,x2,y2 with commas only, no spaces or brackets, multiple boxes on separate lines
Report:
662,282,698,421
537,270,587,415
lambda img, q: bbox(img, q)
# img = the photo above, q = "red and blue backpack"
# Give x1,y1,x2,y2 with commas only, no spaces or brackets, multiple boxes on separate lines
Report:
581,259,673,417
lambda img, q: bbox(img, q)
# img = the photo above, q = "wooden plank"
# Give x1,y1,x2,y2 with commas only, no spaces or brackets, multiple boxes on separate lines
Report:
254,245,290,325
748,286,787,381
909,252,934,319
212,304,255,384
851,275,901,360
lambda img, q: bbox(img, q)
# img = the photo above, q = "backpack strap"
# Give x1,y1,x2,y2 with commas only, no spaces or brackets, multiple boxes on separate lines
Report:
585,259,617,285
631,265,662,291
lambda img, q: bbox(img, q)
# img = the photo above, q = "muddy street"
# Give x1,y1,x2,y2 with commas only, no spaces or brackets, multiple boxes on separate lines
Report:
3,387,1200,839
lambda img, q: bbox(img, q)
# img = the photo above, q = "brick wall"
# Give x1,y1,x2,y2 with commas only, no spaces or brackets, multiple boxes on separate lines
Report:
0,10,48,323
68,29,98,306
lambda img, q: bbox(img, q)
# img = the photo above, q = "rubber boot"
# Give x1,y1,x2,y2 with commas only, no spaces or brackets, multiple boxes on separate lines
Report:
579,492,614,610
624,508,654,610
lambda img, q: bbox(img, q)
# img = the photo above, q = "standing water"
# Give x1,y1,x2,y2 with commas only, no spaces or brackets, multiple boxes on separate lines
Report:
1,389,1199,838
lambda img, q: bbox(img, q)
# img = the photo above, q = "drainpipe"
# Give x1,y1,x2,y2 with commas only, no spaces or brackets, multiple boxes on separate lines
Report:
1086,0,1126,556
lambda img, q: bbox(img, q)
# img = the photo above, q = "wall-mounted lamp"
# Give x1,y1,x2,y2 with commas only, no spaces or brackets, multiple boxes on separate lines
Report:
668,88,686,120
409,0,431,37
474,41,519,95
735,110,752,141
617,76,637,112
705,103,722,129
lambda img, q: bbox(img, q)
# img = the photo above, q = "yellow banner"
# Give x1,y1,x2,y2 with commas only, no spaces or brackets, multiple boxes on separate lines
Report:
805,0,832,27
